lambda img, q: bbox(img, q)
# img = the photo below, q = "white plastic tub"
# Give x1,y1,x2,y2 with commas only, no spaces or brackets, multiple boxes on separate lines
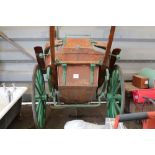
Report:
0,85,27,128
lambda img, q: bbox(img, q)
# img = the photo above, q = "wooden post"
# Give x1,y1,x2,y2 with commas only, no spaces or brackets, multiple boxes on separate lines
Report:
50,26,58,88
103,26,115,67
99,26,115,86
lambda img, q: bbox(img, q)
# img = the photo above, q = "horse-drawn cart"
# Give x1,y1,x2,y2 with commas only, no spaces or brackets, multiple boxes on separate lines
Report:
32,26,125,128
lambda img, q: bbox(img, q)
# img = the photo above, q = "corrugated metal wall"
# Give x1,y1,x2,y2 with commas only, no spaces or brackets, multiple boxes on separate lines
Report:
0,26,155,82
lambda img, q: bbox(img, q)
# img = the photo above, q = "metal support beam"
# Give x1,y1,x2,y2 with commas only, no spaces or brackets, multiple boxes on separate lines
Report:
0,31,34,60
50,101,107,108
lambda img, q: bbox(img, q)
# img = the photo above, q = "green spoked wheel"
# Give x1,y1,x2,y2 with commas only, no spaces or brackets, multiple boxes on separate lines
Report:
107,65,125,118
32,64,47,128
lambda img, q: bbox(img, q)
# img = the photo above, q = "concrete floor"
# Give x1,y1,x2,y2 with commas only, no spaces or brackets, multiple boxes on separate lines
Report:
1,82,142,129
8,104,142,129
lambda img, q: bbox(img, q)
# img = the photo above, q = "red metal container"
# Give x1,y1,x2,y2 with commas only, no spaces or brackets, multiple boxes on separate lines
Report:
132,89,155,104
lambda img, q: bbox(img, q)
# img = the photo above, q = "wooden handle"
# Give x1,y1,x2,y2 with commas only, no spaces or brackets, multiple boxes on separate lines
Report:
50,26,58,88
103,26,115,66
50,26,55,64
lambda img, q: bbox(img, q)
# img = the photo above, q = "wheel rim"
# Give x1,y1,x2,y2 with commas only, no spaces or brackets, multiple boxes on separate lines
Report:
32,64,47,128
107,65,125,118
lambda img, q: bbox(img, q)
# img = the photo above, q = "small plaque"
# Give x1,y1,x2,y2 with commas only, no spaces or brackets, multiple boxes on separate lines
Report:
73,74,79,79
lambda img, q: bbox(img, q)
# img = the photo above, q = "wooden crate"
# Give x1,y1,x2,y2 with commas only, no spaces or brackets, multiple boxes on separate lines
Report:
132,75,149,89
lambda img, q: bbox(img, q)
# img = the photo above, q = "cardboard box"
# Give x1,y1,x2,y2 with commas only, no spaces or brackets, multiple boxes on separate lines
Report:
132,75,149,89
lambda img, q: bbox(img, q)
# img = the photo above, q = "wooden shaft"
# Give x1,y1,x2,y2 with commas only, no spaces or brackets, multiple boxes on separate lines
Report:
50,26,55,64
103,26,115,66
50,26,58,88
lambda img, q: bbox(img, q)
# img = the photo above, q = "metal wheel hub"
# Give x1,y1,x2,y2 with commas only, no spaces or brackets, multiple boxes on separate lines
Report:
107,93,117,108
35,94,47,101
107,93,122,101
107,93,113,100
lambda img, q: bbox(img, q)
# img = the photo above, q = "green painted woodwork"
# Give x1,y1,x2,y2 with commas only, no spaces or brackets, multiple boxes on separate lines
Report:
39,51,50,58
62,64,67,85
139,68,155,88
46,66,56,102
110,54,120,60
98,68,109,101
107,65,124,118
51,102,106,108
90,64,96,85
32,65,47,128
46,66,55,98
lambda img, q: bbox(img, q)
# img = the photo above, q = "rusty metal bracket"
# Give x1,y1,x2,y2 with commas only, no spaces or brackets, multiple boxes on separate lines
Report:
62,64,67,85
50,101,107,108
90,64,96,85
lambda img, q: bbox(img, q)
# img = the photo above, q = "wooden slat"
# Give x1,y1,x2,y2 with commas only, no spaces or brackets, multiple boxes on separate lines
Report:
125,82,139,92
56,61,101,65
94,41,107,49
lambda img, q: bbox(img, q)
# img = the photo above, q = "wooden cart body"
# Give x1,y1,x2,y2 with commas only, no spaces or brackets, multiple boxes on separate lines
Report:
32,26,125,128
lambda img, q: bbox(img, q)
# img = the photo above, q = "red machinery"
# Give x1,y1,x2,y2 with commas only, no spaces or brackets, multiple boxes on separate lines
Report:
114,111,155,129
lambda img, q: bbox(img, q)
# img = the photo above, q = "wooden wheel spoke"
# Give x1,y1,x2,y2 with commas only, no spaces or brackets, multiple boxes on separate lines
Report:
32,65,47,129
115,102,121,113
112,71,119,89
112,101,117,117
114,82,121,94
35,82,43,96
113,106,117,117
36,70,45,92
35,83,42,96
115,94,122,101
107,65,124,118
35,96,41,101
36,100,41,113
111,71,115,89
36,75,42,91
109,77,113,91
38,69,45,87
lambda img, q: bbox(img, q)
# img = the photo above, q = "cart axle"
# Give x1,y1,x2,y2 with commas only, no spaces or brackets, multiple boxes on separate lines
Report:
49,101,107,108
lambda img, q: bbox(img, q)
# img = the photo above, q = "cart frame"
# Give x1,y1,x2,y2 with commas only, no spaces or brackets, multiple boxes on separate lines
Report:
32,26,125,128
